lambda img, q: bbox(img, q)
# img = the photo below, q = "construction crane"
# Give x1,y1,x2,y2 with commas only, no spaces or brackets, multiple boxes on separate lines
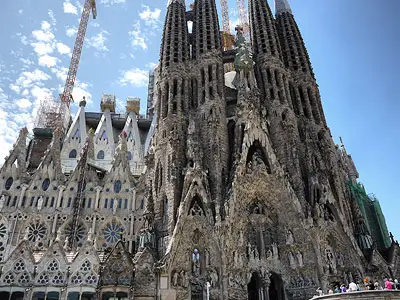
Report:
219,0,235,51
63,0,96,249
60,0,97,131
236,0,250,42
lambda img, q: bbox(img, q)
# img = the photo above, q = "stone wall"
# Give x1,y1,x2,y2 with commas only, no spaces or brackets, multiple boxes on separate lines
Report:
311,291,400,300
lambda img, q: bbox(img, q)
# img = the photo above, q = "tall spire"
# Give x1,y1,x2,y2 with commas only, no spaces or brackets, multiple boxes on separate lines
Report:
275,0,292,15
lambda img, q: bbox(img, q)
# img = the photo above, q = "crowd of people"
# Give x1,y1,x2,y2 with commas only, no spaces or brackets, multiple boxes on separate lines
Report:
313,278,400,297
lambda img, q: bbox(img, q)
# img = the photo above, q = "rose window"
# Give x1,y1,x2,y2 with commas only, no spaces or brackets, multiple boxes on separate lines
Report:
0,223,7,239
52,272,64,285
13,259,25,272
64,222,86,246
47,260,59,272
104,223,122,244
3,273,15,285
28,223,46,242
18,272,30,285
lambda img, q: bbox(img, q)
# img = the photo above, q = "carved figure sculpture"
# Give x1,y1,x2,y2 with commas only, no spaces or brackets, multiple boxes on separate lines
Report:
286,230,294,245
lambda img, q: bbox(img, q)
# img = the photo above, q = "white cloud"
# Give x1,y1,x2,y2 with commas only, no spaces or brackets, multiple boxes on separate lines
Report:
20,35,28,45
87,30,109,53
129,22,147,50
41,21,51,31
118,68,149,87
56,42,71,55
10,69,51,94
32,29,55,42
38,55,59,68
66,26,78,38
16,98,32,109
31,42,54,56
18,9,23,14
48,10,57,26
63,0,78,15
139,6,161,27
100,0,125,6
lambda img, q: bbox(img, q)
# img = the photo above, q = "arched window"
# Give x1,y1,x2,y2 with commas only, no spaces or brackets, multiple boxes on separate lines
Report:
114,180,121,193
42,178,50,191
97,150,105,160
69,149,77,159
5,177,13,190
127,151,132,161
140,199,144,210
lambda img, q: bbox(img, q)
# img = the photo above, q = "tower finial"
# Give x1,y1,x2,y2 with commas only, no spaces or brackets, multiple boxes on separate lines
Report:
275,0,292,15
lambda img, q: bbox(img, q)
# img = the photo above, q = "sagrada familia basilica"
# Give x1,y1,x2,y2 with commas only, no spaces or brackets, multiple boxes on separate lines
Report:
0,0,398,299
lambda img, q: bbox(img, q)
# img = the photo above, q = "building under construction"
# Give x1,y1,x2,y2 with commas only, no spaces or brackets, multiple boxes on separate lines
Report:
0,0,399,299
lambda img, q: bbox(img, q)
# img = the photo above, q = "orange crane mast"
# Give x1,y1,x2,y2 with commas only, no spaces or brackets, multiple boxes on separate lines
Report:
60,0,97,131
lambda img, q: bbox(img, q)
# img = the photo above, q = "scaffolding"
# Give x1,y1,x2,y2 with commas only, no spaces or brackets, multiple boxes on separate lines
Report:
34,96,70,135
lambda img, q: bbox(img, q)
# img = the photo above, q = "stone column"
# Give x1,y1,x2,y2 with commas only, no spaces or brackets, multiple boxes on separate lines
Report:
261,277,271,300
17,184,28,208
95,187,102,211
131,188,136,212
56,185,66,208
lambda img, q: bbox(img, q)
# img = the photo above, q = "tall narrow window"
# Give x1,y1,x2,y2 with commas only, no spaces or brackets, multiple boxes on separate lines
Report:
104,199,108,209
124,199,128,209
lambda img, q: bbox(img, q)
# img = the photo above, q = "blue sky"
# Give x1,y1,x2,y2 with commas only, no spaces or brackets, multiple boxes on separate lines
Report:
0,0,399,237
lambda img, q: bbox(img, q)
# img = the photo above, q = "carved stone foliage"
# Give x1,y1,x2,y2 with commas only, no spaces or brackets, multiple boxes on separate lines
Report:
287,274,316,289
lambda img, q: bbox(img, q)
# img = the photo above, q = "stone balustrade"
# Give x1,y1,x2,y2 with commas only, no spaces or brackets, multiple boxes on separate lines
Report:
310,290,400,300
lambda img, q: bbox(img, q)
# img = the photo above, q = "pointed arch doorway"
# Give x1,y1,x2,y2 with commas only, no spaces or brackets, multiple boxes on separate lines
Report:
268,273,285,300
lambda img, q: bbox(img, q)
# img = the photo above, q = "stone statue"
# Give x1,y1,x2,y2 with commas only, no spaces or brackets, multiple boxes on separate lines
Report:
266,249,273,259
205,248,210,267
247,242,252,258
37,197,43,211
286,230,294,245
288,252,296,269
272,242,279,260
23,227,29,241
0,195,5,211
172,271,179,286
296,251,303,267
87,228,93,242
254,246,259,260
210,269,219,287
180,270,188,287
63,236,70,250
192,249,200,276
113,201,117,215
55,228,61,242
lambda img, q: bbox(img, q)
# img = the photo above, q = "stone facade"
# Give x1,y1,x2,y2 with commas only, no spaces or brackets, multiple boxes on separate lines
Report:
0,0,398,300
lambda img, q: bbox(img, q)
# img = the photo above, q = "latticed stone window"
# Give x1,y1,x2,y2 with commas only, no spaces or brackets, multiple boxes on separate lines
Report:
47,260,59,272
13,259,25,273
80,260,92,273
18,271,30,285
3,273,15,285
37,272,49,285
